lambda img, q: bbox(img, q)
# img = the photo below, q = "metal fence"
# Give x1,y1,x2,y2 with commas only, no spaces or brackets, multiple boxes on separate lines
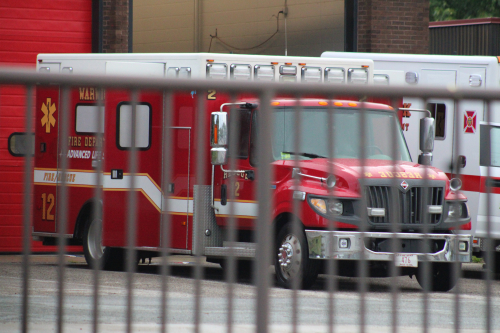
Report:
1,67,499,332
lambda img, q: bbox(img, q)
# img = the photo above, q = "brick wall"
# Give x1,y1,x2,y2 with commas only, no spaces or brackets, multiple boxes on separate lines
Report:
102,0,130,53
357,0,429,54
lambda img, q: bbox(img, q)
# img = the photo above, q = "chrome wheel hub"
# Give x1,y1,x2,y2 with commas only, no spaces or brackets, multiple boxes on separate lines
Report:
88,218,105,260
277,234,302,279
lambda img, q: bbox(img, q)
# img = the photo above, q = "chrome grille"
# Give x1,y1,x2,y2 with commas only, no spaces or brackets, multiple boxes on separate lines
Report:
365,186,444,224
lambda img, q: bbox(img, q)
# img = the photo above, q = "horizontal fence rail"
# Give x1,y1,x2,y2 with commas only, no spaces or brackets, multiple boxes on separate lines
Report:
0,66,499,333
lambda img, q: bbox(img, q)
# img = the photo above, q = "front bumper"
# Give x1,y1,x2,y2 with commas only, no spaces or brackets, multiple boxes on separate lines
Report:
306,230,472,263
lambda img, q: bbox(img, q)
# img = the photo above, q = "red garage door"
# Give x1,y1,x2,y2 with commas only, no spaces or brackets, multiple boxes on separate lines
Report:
0,1,91,252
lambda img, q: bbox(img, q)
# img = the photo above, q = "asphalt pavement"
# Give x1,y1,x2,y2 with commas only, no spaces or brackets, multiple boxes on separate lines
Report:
0,254,499,332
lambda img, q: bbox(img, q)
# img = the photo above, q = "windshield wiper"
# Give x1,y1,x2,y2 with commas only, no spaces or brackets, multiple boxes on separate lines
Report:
282,151,326,159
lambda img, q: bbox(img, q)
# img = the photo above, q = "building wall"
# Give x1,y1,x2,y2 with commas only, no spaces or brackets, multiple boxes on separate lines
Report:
133,0,344,56
357,0,429,54
102,0,131,52
0,0,92,252
429,18,500,56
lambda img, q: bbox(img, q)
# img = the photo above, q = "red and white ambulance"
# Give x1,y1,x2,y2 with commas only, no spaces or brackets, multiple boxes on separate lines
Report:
33,53,471,290
322,51,500,270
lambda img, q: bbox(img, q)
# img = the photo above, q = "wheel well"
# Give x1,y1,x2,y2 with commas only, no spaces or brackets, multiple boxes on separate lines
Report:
74,200,100,240
273,212,302,239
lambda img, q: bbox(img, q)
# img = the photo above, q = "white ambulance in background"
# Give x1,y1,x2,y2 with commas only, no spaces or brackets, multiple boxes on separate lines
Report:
322,51,500,267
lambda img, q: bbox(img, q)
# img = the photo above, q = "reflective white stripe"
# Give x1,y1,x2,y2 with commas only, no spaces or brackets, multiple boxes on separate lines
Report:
34,169,196,214
34,169,98,186
213,200,258,218
166,198,194,214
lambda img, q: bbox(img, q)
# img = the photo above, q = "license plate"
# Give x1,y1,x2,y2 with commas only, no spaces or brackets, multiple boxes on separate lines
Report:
395,254,418,267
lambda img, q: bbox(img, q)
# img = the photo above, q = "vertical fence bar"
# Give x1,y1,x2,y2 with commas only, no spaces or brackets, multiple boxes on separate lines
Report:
160,90,173,333
21,84,35,333
452,98,462,333
194,93,207,333
326,96,337,333
126,89,140,333
358,100,368,333
255,90,274,333
226,95,239,333
485,100,493,333
56,85,71,333
290,95,303,333
420,99,431,333
91,87,105,333
389,98,400,333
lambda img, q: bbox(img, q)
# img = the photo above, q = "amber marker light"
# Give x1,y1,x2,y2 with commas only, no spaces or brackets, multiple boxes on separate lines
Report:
271,62,278,65
271,102,280,106
298,63,306,66
361,65,369,68
348,102,358,107
318,101,328,106
334,102,343,106
285,62,292,65
207,59,214,62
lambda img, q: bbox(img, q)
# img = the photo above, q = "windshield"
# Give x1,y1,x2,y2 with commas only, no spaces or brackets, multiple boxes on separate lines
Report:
272,107,411,162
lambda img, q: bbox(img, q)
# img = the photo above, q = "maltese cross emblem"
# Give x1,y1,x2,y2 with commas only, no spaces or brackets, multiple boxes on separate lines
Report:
41,98,56,133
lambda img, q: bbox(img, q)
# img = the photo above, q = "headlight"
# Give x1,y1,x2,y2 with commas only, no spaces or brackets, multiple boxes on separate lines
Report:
328,200,343,215
448,202,467,218
310,197,343,216
448,203,462,218
310,198,327,214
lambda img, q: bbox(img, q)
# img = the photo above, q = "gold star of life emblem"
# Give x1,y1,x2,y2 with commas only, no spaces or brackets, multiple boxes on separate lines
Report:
429,174,436,179
41,98,56,133
364,172,372,177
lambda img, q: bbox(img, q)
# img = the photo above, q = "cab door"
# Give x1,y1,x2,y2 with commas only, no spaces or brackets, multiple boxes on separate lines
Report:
212,107,257,232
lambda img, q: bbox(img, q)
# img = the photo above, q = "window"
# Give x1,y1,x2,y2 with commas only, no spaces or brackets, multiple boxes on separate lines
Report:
480,125,500,167
427,103,446,139
75,104,104,134
8,132,34,157
117,102,152,150
227,109,252,159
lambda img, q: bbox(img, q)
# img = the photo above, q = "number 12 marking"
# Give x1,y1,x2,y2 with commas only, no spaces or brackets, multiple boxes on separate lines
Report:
41,193,55,221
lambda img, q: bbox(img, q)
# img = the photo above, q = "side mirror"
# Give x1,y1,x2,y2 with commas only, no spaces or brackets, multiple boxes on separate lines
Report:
418,117,435,166
210,112,228,165
211,147,227,165
210,112,228,147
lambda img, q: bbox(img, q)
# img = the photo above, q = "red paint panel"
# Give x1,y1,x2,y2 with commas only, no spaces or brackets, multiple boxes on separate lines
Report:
0,0,91,253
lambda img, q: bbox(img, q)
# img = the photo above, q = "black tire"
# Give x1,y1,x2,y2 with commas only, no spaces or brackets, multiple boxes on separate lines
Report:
416,262,459,292
494,252,500,275
275,222,319,289
83,217,123,270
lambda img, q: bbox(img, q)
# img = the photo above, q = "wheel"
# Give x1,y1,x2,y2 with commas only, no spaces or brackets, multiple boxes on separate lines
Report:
83,217,123,270
416,262,459,292
275,222,319,289
486,251,500,274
